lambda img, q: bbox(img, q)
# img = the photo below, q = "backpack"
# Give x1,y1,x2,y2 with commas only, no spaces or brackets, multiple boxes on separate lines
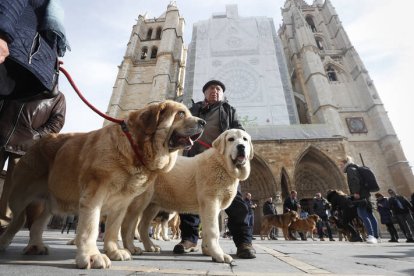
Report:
356,165,380,192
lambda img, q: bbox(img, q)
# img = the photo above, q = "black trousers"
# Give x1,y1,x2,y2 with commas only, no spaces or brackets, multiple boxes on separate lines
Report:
179,190,252,247
385,222,399,240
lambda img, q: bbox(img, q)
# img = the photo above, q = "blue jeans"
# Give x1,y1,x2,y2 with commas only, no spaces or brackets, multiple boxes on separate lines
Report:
357,206,379,238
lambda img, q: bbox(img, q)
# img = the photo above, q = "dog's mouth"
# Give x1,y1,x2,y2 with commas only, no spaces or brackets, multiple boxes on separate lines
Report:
232,151,247,167
169,130,203,151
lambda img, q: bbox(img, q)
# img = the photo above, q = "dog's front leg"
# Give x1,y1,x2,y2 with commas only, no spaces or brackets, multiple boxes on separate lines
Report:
200,200,232,263
75,199,110,269
139,203,161,252
104,205,132,261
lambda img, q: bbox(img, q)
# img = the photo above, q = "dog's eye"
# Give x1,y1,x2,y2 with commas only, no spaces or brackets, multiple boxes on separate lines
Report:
228,137,235,142
243,137,248,141
176,111,185,119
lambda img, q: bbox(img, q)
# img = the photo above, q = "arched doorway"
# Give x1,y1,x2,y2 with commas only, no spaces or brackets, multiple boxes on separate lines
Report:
294,146,345,201
240,155,276,234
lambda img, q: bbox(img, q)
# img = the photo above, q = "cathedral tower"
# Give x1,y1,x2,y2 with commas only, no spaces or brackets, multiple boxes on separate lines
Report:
106,2,186,120
279,0,413,194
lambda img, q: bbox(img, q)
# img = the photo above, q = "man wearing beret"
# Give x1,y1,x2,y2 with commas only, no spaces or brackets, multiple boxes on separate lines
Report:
173,80,256,259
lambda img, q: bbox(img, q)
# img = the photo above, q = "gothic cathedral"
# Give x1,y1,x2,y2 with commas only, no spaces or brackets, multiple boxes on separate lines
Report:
106,0,413,234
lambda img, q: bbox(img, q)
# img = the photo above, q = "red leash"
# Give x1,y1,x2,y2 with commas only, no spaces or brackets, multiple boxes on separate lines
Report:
58,63,145,166
196,139,211,148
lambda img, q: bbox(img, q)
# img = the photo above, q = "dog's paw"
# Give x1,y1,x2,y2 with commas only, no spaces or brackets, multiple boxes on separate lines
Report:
129,246,143,255
146,245,161,252
76,253,111,269
212,253,233,263
223,253,233,263
106,248,132,261
23,244,49,255
162,236,171,241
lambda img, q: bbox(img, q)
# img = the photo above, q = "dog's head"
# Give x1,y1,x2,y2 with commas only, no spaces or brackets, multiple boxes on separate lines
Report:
309,214,321,223
126,100,205,171
288,210,299,222
212,129,253,180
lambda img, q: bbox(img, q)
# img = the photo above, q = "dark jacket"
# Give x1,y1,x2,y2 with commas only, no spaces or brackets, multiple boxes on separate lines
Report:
0,92,66,155
263,201,276,216
244,198,255,215
0,0,68,98
344,163,373,210
186,100,243,157
283,197,300,213
376,197,393,224
312,197,330,218
389,195,413,215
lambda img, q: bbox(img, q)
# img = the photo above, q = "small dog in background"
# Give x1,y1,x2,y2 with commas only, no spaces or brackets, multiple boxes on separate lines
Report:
260,211,299,240
288,214,320,241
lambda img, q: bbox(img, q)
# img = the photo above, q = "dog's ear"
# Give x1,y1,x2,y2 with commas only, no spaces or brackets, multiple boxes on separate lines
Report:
130,102,167,135
212,131,227,155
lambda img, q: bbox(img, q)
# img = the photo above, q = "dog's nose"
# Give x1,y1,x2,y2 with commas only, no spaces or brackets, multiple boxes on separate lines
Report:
237,144,245,152
198,119,206,127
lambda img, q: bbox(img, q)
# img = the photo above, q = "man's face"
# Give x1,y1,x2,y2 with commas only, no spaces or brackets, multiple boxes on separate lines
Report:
204,84,224,104
291,192,297,198
388,190,395,196
315,193,321,199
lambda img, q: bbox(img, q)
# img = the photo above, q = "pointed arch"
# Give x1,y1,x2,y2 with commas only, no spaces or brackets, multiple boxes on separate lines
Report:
240,155,276,200
146,28,153,40
323,57,350,83
294,146,345,199
140,47,148,60
155,27,162,39
280,167,290,200
305,15,317,32
150,46,158,59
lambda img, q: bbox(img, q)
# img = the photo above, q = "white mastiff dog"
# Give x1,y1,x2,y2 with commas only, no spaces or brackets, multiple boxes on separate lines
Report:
121,129,253,263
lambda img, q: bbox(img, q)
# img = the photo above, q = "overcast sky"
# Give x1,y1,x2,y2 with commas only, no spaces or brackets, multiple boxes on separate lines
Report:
59,0,414,169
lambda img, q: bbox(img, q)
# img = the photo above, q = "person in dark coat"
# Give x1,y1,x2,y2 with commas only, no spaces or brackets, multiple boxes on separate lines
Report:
340,156,379,244
375,193,399,242
173,80,256,259
262,197,278,240
0,0,70,100
283,190,305,240
387,189,414,243
326,190,363,242
244,192,257,235
0,92,66,226
312,192,334,241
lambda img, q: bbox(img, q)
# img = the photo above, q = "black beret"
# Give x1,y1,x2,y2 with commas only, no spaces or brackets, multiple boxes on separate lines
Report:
202,80,226,93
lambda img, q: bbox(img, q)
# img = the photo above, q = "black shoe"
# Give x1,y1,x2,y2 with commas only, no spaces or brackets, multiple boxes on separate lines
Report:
406,239,414,243
389,239,398,243
173,240,198,254
329,238,335,241
236,243,256,259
